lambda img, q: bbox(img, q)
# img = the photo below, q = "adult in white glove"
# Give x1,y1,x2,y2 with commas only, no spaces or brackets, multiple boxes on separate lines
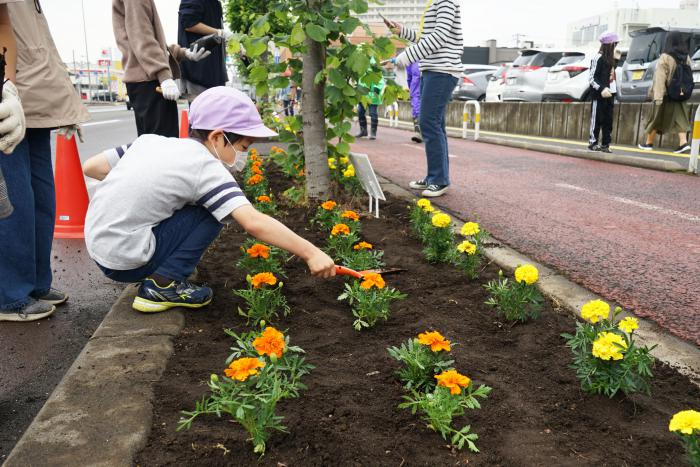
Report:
0,81,26,155
57,124,84,143
160,78,181,101
217,29,233,42
394,52,410,69
601,88,612,99
184,43,211,62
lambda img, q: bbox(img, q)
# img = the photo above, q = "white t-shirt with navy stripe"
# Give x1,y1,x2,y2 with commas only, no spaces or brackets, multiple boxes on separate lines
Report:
400,0,463,77
85,135,250,270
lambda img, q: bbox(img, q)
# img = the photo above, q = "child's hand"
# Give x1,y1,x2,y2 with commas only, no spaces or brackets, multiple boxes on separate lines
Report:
306,250,336,278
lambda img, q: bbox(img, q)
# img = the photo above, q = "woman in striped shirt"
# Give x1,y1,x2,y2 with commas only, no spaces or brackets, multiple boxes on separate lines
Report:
389,0,463,197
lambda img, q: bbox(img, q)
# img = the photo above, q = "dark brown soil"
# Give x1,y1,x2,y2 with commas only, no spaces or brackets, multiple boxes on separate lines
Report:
136,169,700,467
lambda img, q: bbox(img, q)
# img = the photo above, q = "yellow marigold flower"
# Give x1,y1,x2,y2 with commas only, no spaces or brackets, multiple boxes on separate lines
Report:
423,205,435,213
250,148,258,155
618,317,639,334
247,174,264,186
360,273,385,290
417,331,451,352
669,410,700,435
321,200,337,211
257,195,271,203
416,198,431,208
328,157,337,170
249,154,258,162
431,213,451,228
435,369,471,395
353,241,373,250
580,299,610,324
514,264,538,285
339,156,350,165
246,243,270,259
343,164,355,178
251,272,277,289
457,240,477,255
331,223,351,236
224,357,264,381
253,327,286,358
341,210,359,222
460,222,480,237
592,331,628,361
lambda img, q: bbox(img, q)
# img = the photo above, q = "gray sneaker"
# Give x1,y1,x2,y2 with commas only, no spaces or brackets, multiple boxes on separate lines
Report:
422,184,449,197
33,288,68,306
408,179,428,190
0,298,56,322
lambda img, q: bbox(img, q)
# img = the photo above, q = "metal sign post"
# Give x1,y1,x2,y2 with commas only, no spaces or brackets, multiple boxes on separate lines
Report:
349,152,385,218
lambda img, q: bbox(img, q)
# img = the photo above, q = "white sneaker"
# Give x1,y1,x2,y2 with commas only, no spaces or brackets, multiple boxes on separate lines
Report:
408,179,428,189
422,184,449,197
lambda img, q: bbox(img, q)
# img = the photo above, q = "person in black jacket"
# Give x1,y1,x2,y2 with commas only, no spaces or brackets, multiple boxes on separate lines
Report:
178,0,231,102
588,31,619,153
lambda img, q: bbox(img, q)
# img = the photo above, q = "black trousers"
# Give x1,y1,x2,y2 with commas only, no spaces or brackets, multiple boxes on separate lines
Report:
126,80,179,138
589,97,614,147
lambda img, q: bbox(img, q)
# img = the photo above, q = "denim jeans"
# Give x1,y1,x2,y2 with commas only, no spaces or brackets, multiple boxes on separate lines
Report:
419,71,458,186
357,103,378,128
97,205,223,283
0,129,54,310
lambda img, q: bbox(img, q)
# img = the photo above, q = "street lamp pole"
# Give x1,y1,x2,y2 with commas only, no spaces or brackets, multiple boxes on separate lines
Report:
81,0,92,101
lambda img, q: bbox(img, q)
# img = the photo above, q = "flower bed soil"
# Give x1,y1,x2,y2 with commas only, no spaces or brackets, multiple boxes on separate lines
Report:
136,169,700,466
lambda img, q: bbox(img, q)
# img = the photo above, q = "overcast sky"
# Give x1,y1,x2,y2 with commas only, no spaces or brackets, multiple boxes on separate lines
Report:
42,0,682,64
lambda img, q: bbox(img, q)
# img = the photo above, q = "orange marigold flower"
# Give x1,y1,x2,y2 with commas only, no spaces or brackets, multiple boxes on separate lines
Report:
435,369,471,395
247,243,270,259
331,223,351,236
353,241,373,250
224,357,265,381
341,210,359,222
247,174,264,185
252,165,264,175
250,148,258,155
252,160,262,167
297,170,305,177
417,331,451,352
250,154,258,162
360,273,385,290
321,200,337,211
251,272,277,288
253,326,286,358
257,195,271,203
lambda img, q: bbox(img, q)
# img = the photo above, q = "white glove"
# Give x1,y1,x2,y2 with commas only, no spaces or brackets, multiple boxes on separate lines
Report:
184,44,212,63
601,88,612,99
0,81,26,155
394,52,410,69
218,29,234,42
57,125,84,143
160,78,181,101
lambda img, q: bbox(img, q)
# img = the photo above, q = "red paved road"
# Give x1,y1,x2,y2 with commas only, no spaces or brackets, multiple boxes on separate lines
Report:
353,127,700,346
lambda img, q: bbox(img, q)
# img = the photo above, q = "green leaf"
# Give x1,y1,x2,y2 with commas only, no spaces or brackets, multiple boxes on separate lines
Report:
328,68,347,88
305,24,329,43
249,65,268,82
290,22,306,46
243,36,269,57
250,15,271,37
341,17,361,34
349,0,369,14
347,50,370,74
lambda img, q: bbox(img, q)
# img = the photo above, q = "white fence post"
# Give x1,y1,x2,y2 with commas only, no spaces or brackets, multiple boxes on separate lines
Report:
462,100,481,141
689,106,700,175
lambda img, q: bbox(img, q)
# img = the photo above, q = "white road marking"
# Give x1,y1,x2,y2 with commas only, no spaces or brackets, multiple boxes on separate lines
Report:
556,183,700,223
81,119,123,127
401,143,458,158
87,106,127,113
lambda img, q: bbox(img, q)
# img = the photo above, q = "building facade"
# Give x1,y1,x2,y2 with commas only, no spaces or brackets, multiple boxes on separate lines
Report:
567,5,700,49
355,0,425,32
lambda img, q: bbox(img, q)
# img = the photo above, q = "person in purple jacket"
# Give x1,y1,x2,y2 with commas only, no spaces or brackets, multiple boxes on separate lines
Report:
406,62,422,143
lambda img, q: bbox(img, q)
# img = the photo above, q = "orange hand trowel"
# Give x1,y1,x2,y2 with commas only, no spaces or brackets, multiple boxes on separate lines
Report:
334,265,405,279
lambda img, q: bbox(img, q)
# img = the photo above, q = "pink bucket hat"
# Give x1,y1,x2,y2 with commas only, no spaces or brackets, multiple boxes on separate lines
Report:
599,31,620,44
189,86,277,138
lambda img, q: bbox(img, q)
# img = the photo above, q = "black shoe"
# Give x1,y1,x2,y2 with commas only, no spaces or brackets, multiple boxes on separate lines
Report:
132,278,213,313
354,130,368,138
674,143,691,154
369,131,376,140
408,179,428,190
587,143,601,151
638,143,653,151
0,298,56,322
599,146,612,153
422,184,449,197
411,133,423,143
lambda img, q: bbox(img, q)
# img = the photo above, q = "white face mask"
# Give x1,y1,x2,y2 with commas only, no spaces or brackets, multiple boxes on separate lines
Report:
213,134,247,173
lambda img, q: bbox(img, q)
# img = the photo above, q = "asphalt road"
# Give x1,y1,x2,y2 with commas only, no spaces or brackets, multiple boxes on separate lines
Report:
353,126,700,347
0,105,138,460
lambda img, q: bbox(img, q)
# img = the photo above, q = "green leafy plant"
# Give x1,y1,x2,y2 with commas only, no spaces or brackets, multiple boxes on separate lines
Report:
178,326,312,456
253,193,279,215
312,200,340,230
484,265,543,323
669,410,700,467
422,212,455,263
337,240,384,271
399,371,492,452
451,240,483,280
409,198,434,242
337,273,406,330
282,185,305,207
236,239,288,277
235,272,291,325
387,331,454,391
326,223,360,260
561,300,655,397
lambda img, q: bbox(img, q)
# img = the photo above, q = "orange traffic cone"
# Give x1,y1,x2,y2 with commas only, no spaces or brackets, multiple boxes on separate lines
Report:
179,109,189,138
53,134,89,239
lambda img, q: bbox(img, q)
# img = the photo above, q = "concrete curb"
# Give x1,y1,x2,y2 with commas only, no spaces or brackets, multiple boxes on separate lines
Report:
377,175,700,387
3,285,184,467
379,119,687,174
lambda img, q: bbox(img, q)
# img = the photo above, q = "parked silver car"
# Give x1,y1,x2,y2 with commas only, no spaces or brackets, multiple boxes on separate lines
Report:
451,65,498,101
618,27,700,103
502,49,565,102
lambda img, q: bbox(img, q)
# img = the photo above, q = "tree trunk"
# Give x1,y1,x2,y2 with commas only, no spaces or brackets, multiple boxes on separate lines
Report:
301,9,330,200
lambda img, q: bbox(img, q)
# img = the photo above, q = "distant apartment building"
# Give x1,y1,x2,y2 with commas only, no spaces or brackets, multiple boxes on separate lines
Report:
355,0,424,32
566,3,700,49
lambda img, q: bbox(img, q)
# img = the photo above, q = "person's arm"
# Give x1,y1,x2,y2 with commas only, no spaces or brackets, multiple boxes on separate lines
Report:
589,54,602,91
82,144,130,181
0,5,16,82
651,55,670,103
401,0,457,63
232,205,336,278
123,0,172,83
185,22,218,36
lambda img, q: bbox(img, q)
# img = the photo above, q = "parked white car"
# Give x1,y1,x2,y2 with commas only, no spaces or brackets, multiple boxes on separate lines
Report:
502,49,568,102
485,63,511,102
542,51,596,102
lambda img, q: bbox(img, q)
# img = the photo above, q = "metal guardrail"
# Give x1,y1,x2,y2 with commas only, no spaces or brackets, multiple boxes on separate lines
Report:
689,105,700,175
462,100,480,141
